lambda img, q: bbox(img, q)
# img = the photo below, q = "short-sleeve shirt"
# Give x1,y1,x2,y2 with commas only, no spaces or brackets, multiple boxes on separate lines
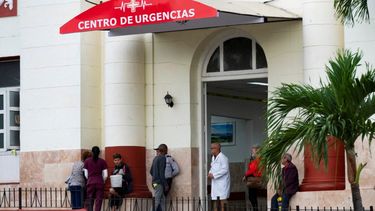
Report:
84,157,108,185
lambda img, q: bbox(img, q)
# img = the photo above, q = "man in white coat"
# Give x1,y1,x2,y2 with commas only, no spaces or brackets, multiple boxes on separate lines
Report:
208,143,230,211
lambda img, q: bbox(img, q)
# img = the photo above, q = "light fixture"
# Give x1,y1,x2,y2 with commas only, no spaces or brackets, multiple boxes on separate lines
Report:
164,92,174,107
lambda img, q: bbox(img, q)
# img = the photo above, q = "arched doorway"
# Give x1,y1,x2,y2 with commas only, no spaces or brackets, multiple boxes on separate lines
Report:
201,33,268,209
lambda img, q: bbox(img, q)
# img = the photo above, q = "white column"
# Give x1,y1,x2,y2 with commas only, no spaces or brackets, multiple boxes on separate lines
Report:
345,1,375,67
303,0,344,86
104,35,146,147
296,0,346,200
103,35,150,197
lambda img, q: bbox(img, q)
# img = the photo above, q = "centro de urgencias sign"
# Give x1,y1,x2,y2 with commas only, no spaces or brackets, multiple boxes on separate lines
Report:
60,0,217,34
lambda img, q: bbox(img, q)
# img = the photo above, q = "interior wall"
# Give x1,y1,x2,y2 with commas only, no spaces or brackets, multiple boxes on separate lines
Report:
207,94,267,163
207,92,267,193
210,115,252,163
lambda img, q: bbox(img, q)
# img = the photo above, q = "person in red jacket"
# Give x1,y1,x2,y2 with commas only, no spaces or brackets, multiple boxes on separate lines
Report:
242,145,262,210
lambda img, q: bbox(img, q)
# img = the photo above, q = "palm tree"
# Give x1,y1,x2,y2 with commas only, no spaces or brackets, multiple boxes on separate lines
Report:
334,0,370,25
259,50,375,210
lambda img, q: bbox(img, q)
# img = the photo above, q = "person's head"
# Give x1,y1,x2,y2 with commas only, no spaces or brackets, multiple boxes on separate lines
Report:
154,144,168,155
251,145,260,157
112,153,123,166
92,146,100,161
81,150,91,161
210,143,221,156
282,153,292,165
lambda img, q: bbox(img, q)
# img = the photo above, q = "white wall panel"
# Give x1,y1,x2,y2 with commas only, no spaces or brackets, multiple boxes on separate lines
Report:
0,17,20,57
21,128,81,151
22,108,80,130
0,37,20,57
21,45,81,69
80,32,102,148
345,0,375,68
104,63,145,84
21,66,80,89
21,87,80,110
105,105,145,126
153,63,190,84
154,125,192,148
20,0,92,151
302,0,344,86
104,35,145,147
105,126,146,146
0,154,19,182
105,41,144,63
105,84,145,105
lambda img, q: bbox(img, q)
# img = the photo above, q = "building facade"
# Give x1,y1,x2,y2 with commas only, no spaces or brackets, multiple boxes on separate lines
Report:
0,0,374,207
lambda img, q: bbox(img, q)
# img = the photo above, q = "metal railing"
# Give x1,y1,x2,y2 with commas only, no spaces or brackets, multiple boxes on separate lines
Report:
0,188,374,211
0,187,71,209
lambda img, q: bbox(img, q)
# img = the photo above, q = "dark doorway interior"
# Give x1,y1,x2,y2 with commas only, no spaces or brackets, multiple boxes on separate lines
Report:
206,77,268,210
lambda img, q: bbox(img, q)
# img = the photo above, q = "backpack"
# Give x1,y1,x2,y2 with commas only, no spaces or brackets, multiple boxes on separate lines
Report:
166,155,180,178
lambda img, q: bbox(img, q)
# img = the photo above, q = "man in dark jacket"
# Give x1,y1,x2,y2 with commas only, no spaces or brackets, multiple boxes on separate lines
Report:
271,153,299,210
109,153,133,211
150,144,168,211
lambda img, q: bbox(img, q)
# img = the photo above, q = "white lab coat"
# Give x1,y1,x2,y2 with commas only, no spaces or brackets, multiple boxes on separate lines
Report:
209,152,230,200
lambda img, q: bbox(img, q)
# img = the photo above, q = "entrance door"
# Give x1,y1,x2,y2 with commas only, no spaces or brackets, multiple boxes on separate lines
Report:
203,78,268,208
200,35,269,209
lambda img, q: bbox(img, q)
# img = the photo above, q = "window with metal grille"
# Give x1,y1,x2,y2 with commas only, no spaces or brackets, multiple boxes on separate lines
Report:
0,57,20,151
206,37,267,75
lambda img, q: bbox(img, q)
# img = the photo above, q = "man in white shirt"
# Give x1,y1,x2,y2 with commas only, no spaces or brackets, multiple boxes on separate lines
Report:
208,143,230,211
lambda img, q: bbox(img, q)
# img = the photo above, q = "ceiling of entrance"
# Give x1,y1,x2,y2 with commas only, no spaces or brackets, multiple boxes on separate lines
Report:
207,78,267,102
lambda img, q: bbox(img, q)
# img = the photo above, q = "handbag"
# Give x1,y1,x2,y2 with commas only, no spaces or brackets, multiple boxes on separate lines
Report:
246,176,263,189
65,175,72,189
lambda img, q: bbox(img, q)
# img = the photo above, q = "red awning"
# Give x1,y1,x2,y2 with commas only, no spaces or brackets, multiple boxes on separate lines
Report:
60,0,300,35
60,0,218,34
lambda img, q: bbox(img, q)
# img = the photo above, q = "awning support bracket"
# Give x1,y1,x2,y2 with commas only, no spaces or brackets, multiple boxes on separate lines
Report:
84,0,102,5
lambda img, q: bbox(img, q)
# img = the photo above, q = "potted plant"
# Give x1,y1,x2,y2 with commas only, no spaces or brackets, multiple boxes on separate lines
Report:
259,50,375,210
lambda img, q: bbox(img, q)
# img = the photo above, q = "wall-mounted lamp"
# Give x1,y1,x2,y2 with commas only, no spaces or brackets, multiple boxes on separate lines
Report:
164,92,174,107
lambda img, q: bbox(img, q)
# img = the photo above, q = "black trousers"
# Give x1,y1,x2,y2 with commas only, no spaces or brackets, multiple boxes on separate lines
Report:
109,187,125,208
248,187,258,210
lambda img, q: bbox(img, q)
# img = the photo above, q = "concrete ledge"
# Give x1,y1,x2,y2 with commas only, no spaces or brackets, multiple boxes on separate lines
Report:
289,191,353,208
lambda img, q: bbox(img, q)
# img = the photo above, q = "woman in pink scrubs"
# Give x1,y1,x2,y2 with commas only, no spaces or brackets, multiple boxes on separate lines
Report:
83,146,108,211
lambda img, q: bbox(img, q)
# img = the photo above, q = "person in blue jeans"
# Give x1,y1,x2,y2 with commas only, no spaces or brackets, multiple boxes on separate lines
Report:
271,153,299,210
150,144,168,211
67,150,91,209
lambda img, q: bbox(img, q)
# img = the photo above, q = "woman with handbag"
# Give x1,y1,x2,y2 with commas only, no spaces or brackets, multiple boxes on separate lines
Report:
242,145,262,210
68,150,91,209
